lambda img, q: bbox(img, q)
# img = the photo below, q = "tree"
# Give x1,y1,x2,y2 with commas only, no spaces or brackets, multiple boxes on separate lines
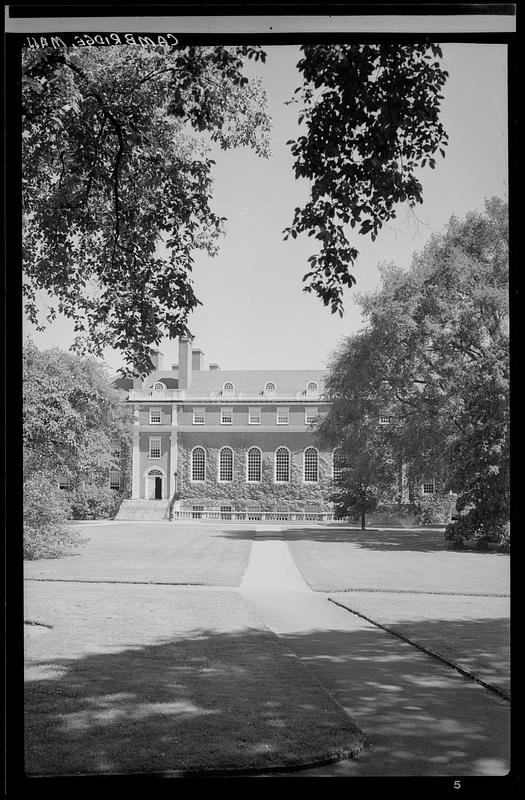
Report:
319,330,404,529
319,199,509,547
330,418,399,531
285,43,449,314
22,45,270,374
23,338,132,486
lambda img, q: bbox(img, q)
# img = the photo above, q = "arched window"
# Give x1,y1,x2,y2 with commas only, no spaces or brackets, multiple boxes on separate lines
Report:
275,447,290,483
247,447,262,482
219,447,234,482
265,381,276,394
307,381,318,394
153,381,166,393
191,447,206,482
223,382,234,394
304,447,318,482
332,448,344,483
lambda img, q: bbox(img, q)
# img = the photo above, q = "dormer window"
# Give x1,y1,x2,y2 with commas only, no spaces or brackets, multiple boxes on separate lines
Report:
223,382,234,395
152,382,166,393
306,381,318,394
265,382,276,395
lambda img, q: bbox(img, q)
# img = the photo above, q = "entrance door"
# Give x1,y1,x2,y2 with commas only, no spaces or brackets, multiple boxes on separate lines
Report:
154,476,162,500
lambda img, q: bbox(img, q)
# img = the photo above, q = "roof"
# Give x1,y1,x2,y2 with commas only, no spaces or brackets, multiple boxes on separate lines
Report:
148,369,327,393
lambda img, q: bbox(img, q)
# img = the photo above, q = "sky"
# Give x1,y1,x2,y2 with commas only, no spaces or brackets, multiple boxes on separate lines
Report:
23,42,508,373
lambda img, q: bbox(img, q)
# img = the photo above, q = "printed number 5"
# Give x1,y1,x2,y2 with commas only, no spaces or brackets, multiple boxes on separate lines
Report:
454,781,461,789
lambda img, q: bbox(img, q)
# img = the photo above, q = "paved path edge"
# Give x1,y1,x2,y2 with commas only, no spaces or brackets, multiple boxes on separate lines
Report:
26,749,365,780
328,597,511,702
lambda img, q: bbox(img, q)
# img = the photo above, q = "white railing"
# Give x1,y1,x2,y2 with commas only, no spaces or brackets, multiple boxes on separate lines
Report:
128,389,325,402
172,510,336,523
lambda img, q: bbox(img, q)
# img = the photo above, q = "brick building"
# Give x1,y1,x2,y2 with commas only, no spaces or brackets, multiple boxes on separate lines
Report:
114,338,337,521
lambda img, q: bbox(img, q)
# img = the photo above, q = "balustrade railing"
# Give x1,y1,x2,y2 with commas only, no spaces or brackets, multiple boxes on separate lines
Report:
128,389,325,402
171,509,336,523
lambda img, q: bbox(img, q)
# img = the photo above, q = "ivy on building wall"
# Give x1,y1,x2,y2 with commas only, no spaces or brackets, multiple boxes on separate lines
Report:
176,445,333,511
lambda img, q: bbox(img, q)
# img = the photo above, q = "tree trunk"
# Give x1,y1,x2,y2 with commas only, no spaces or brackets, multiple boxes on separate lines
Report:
361,511,366,530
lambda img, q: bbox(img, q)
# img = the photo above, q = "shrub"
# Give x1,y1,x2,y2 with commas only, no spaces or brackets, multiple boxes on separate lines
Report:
23,473,80,559
414,493,457,525
69,484,121,519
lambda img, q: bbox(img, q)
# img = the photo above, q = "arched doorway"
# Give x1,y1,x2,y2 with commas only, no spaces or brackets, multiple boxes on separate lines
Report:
144,468,165,500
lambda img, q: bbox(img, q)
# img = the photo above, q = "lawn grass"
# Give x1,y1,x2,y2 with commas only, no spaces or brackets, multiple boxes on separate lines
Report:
285,527,510,595
24,522,254,586
24,582,365,775
329,592,510,696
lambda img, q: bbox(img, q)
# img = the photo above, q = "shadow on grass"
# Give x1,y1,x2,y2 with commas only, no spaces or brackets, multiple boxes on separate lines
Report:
24,627,363,777
25,620,510,778
218,526,509,554
279,620,510,777
330,606,511,696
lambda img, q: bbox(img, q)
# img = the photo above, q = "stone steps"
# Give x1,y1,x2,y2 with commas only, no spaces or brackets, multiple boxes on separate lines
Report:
115,499,170,521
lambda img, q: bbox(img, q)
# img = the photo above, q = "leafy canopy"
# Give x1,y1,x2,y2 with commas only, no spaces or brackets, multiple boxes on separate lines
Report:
319,199,509,543
23,338,132,485
22,45,270,375
285,43,448,314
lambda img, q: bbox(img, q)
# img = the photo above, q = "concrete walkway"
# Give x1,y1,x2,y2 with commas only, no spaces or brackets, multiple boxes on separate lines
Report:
240,529,510,777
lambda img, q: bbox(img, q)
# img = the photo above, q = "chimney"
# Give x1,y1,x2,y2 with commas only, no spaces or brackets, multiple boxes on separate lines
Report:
192,349,204,371
171,364,178,372
178,337,193,391
209,363,220,371
132,375,143,390
150,349,163,372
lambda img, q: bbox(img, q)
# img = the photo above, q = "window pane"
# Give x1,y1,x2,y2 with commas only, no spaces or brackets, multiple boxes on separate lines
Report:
109,470,121,490
305,407,317,424
277,407,289,424
247,448,261,482
275,448,290,482
149,438,161,458
193,408,205,424
221,408,233,424
304,448,318,482
192,448,206,481
219,448,234,481
333,448,345,482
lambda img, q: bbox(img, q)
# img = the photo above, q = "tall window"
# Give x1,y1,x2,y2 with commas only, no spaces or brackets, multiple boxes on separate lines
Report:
247,447,262,482
307,381,318,394
249,407,261,424
304,447,318,482
191,447,206,482
275,447,290,483
149,437,161,458
332,448,345,482
265,381,276,395
109,470,121,490
111,447,121,460
305,407,317,425
149,408,161,424
422,479,435,495
219,447,234,482
221,407,233,425
277,407,289,425
193,408,205,424
223,382,234,394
